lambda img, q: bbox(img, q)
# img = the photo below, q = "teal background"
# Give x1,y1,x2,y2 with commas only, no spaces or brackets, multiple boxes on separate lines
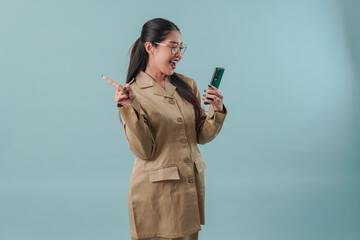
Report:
1,0,359,239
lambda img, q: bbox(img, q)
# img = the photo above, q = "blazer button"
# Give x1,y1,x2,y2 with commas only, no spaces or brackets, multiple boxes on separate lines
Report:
169,99,175,104
184,157,191,164
188,178,194,183
180,139,187,143
177,117,183,122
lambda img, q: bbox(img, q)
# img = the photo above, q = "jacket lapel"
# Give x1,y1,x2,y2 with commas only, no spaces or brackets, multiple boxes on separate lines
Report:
165,75,176,96
135,71,176,98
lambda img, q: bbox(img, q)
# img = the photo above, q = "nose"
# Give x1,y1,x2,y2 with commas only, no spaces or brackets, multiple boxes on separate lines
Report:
175,49,183,59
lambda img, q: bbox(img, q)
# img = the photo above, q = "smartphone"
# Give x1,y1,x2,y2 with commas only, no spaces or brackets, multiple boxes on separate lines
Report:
204,67,225,104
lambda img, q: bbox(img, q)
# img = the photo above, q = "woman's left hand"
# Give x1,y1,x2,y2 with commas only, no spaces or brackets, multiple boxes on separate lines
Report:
203,85,224,113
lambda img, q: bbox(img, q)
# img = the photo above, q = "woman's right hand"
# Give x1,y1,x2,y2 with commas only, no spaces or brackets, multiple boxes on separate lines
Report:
115,83,135,106
102,75,135,106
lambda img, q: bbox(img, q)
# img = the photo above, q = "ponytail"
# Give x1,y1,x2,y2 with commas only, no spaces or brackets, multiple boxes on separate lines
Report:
126,37,148,83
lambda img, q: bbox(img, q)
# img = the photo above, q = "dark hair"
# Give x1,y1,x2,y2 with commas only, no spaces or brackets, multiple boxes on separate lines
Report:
126,18,202,128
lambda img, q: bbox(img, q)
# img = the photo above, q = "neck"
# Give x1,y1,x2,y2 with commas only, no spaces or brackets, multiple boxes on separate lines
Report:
145,65,167,85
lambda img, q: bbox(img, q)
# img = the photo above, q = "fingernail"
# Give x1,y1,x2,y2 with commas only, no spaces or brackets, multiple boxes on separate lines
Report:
208,84,212,88
127,95,130,99
123,87,127,90
203,90,206,92
202,94,206,96
101,75,103,77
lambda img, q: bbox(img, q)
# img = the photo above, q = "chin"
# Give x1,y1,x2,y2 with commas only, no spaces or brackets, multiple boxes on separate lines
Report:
167,69,175,75
163,66,175,76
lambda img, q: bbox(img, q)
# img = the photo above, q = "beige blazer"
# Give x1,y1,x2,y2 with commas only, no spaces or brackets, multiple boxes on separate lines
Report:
118,70,227,239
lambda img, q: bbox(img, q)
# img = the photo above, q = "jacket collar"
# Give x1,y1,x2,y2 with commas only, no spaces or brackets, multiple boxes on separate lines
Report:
135,70,176,98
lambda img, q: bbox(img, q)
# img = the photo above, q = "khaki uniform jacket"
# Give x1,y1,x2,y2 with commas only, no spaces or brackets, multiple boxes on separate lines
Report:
117,70,227,239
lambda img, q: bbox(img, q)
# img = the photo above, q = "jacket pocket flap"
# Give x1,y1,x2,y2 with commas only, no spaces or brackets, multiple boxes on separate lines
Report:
194,156,207,173
148,166,180,182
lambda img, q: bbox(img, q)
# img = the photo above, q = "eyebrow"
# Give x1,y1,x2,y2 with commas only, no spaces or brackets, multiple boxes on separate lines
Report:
169,41,183,44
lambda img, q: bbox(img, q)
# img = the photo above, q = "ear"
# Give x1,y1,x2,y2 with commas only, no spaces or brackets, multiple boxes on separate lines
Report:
144,42,155,56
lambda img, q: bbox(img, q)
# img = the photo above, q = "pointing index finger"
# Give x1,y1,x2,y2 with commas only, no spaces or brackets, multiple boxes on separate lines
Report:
102,75,123,88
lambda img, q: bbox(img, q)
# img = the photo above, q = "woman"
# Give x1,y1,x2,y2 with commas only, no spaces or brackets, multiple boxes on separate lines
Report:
103,18,227,240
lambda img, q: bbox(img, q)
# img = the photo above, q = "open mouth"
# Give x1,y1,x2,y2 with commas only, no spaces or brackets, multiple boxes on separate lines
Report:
169,61,176,69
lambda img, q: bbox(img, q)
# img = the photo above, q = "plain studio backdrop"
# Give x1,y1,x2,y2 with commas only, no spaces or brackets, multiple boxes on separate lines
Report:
0,0,359,239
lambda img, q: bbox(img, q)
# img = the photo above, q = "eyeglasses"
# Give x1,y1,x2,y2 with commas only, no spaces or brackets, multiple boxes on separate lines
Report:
153,42,187,55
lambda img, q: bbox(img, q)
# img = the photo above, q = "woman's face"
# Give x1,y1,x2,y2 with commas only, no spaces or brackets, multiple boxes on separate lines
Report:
151,30,183,76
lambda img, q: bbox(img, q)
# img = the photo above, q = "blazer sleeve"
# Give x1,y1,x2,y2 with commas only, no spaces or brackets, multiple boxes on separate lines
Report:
117,96,156,160
192,79,228,144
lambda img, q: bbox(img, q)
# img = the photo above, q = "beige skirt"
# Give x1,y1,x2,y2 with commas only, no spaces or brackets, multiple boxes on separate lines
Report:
131,231,199,240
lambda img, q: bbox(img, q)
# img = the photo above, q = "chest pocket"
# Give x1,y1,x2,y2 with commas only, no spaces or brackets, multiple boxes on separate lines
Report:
143,97,177,130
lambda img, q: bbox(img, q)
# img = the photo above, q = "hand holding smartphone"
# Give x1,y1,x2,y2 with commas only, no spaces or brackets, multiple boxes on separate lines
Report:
204,67,225,105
